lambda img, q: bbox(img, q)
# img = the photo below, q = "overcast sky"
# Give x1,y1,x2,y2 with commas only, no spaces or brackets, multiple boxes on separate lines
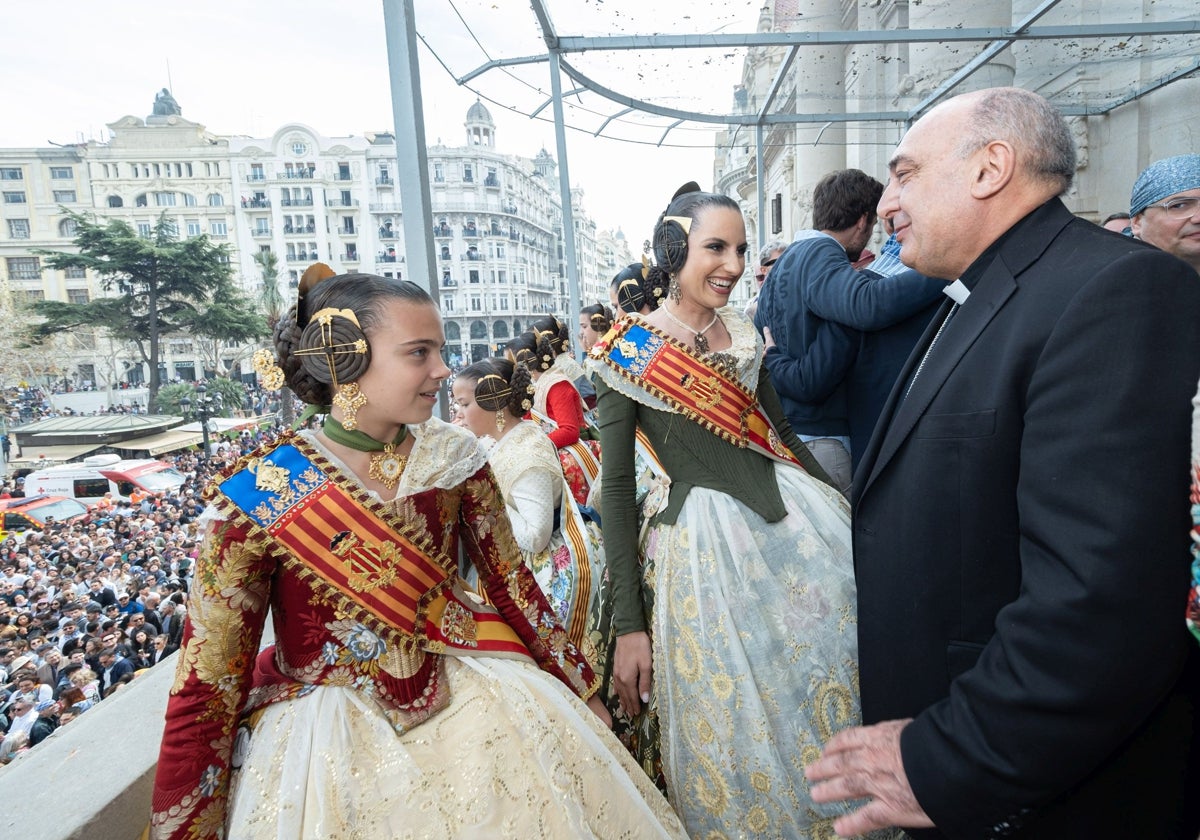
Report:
1,0,758,245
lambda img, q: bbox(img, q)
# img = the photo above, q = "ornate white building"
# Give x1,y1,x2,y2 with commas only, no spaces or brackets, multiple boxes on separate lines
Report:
0,94,610,388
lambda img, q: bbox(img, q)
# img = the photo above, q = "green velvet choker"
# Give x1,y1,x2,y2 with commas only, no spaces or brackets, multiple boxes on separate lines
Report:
322,417,409,489
322,416,408,451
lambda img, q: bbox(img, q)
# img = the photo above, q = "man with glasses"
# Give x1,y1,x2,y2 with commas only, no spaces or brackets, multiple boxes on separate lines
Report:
1130,154,1200,275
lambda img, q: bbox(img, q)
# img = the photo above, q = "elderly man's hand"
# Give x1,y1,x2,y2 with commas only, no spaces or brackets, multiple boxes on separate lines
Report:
806,718,935,837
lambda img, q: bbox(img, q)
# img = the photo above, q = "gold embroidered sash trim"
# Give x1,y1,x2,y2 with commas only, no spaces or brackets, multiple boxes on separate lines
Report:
591,318,803,469
215,436,532,658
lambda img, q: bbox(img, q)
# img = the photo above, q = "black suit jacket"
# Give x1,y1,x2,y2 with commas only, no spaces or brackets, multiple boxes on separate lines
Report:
852,199,1200,839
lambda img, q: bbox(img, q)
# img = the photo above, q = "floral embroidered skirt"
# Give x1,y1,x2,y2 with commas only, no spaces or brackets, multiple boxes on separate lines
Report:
225,655,686,839
648,464,862,839
527,507,607,676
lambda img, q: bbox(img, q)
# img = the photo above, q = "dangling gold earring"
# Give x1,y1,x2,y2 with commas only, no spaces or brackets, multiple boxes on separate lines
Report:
668,274,683,303
333,382,367,430
495,410,506,432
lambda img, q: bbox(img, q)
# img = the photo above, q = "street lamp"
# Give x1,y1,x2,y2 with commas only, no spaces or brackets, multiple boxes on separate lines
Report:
180,384,223,460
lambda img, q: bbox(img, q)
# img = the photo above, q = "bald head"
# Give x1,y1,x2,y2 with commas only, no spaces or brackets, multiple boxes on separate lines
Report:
951,87,1075,195
878,87,1076,280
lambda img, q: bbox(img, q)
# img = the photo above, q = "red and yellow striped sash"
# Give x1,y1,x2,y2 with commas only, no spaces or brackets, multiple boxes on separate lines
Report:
218,441,529,656
592,318,803,469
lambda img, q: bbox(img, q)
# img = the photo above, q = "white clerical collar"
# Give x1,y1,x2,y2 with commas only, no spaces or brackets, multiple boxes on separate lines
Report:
944,279,971,304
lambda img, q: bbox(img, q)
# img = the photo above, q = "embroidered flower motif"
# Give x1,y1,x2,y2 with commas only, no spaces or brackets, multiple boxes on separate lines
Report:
344,624,386,662
199,764,223,797
324,666,356,687
226,652,249,676
548,629,570,656
321,641,339,665
551,545,572,572
192,798,228,840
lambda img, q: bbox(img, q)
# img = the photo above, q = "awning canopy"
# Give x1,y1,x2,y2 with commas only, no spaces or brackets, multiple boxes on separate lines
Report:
176,415,276,435
111,429,204,456
8,443,103,467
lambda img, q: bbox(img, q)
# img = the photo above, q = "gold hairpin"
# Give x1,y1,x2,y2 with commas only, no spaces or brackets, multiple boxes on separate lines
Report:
293,308,368,387
476,373,512,400
663,215,692,235
309,307,361,327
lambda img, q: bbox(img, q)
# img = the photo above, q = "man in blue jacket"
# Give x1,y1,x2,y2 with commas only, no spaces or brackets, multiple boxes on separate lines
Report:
754,169,943,490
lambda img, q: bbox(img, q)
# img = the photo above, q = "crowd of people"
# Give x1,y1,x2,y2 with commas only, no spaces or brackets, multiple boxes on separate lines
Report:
0,429,286,765
5,86,1200,839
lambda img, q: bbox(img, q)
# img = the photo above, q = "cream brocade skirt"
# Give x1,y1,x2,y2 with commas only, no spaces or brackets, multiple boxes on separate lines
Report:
225,656,686,839
648,463,862,839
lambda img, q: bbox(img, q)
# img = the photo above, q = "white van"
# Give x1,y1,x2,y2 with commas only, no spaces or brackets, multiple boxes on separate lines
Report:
23,453,187,505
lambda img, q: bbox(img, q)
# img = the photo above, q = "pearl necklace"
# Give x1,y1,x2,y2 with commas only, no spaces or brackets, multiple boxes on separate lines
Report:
661,303,720,353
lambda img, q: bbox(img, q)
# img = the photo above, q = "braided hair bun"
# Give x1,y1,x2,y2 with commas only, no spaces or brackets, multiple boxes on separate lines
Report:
581,302,613,333
612,261,668,313
460,358,534,417
296,309,371,386
528,315,570,371
275,267,435,406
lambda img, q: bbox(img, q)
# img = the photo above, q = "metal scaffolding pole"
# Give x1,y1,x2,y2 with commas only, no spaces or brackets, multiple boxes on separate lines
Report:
756,122,766,254
381,0,447,417
548,51,582,355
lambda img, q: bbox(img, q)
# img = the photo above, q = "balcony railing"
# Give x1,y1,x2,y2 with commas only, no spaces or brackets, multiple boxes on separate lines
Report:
343,252,360,262
247,173,266,181
376,176,394,186
251,228,271,238
330,198,359,207
463,252,483,261
379,230,397,239
279,198,313,207
434,226,453,238
338,227,357,236
335,173,353,181
462,227,479,237
376,254,404,263
279,169,315,180
241,198,270,209
282,225,316,235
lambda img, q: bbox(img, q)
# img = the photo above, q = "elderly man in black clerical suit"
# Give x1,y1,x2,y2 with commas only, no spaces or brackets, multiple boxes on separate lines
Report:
808,87,1200,839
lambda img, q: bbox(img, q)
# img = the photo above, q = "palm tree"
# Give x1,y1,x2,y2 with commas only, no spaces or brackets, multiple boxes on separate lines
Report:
253,250,295,426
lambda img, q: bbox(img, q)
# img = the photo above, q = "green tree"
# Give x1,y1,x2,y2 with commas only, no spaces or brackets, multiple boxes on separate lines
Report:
252,249,296,426
155,382,195,417
33,212,258,412
159,378,244,420
206,376,246,417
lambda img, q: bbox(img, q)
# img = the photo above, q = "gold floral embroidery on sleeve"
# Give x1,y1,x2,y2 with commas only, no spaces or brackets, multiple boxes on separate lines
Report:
157,516,274,839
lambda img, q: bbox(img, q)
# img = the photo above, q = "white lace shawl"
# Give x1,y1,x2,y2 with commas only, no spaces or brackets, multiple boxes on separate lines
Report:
199,418,487,526
483,420,563,554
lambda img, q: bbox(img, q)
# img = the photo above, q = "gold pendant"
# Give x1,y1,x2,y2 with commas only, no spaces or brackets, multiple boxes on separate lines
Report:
368,444,407,490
